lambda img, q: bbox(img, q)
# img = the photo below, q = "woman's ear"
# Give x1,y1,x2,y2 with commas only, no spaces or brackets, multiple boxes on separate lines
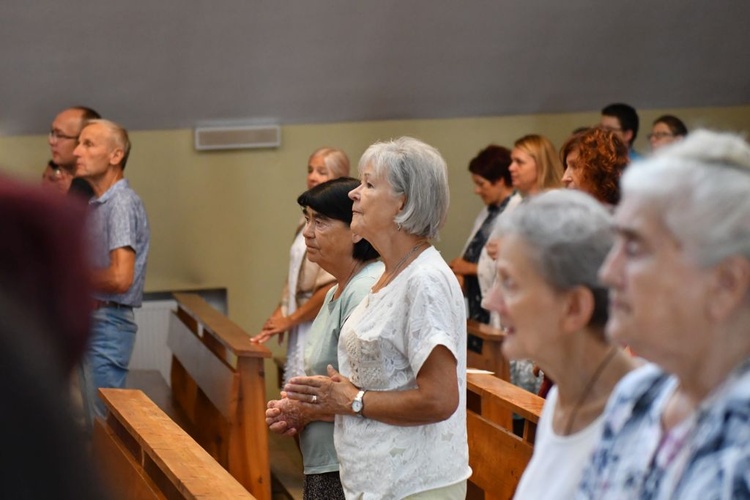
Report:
397,194,407,212
351,232,363,244
560,286,595,334
708,255,750,322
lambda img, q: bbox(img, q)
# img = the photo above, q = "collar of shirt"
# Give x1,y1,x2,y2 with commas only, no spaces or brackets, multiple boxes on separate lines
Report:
89,178,129,206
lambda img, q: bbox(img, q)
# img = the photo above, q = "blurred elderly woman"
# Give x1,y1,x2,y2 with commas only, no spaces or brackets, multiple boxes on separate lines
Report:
560,127,629,205
450,145,519,323
283,137,470,499
647,114,688,151
483,190,636,499
253,148,349,385
578,130,750,498
265,178,383,500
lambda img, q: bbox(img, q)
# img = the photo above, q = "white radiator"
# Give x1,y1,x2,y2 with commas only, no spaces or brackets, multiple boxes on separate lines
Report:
131,299,177,385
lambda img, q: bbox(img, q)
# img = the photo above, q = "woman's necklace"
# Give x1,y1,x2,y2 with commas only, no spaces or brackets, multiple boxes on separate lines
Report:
335,261,365,298
376,240,429,291
564,345,619,435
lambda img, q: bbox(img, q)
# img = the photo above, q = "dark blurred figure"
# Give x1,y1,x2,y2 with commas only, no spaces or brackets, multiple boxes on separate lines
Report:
0,176,106,499
0,177,92,369
41,159,73,194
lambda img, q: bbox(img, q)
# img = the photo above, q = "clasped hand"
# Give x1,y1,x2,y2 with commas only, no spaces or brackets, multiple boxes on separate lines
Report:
265,365,349,436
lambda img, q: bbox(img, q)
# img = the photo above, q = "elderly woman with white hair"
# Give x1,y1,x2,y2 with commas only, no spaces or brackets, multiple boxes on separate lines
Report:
577,130,750,498
482,189,636,499
281,137,471,499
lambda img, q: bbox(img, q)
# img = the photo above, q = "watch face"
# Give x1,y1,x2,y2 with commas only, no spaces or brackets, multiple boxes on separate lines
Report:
352,400,363,413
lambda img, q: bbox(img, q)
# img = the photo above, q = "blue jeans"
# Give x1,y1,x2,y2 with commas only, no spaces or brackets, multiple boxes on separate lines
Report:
83,306,137,419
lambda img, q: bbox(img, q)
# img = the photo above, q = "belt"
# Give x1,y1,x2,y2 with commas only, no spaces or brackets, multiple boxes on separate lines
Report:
94,300,132,310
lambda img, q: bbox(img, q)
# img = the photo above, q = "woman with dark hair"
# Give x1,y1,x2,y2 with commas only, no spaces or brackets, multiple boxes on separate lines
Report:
263,177,383,499
450,145,518,323
253,148,350,385
560,127,629,205
648,114,688,151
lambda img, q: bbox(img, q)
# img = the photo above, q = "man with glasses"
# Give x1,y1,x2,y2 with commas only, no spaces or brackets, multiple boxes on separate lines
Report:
48,106,101,199
599,102,642,162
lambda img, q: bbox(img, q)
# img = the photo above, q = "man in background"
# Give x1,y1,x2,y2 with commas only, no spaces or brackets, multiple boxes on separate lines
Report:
74,119,150,418
49,106,101,199
600,102,642,161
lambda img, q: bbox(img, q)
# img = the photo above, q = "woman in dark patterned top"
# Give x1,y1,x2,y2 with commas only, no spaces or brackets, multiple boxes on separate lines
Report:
450,145,516,323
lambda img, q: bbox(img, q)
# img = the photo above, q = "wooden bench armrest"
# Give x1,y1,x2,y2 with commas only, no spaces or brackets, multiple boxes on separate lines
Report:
467,372,544,424
96,388,254,499
173,292,271,359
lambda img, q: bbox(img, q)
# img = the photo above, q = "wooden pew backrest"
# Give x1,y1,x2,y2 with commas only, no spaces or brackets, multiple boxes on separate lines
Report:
467,372,545,499
467,319,510,381
168,293,272,500
93,388,255,500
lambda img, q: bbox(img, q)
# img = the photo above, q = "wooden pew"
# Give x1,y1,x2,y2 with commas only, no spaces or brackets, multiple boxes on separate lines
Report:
93,388,255,499
467,319,510,381
168,293,272,500
466,372,545,500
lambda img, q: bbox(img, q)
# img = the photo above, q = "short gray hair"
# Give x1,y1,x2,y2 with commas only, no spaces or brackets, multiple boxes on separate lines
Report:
621,129,750,266
84,119,131,170
358,137,449,239
496,189,614,326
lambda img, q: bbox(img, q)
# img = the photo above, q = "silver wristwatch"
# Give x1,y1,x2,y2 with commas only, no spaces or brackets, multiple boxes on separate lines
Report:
352,389,367,417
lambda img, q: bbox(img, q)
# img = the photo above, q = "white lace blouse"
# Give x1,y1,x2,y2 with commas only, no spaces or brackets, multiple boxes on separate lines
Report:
334,247,471,499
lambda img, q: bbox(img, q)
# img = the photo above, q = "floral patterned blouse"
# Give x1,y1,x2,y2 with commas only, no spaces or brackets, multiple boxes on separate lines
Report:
577,361,750,499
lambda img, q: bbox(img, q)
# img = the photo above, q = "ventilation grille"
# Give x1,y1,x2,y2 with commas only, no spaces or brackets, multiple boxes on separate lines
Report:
194,124,281,151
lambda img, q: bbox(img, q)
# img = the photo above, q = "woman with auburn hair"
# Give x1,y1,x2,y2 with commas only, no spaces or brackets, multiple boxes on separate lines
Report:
560,127,629,205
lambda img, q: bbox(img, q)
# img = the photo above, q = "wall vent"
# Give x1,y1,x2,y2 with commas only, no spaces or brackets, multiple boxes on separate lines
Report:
194,124,281,151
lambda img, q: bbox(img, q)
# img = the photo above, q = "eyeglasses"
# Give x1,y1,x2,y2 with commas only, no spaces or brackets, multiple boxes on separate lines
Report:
647,132,674,140
600,125,622,132
48,130,79,141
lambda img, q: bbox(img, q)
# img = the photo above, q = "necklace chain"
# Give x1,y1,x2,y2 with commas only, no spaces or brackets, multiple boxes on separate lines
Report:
565,345,618,435
339,261,363,294
377,240,428,290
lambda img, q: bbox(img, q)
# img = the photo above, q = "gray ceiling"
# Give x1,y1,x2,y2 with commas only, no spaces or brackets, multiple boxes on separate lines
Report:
2,1,749,136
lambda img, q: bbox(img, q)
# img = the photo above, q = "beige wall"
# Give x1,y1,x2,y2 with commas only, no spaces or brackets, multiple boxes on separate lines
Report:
2,104,749,391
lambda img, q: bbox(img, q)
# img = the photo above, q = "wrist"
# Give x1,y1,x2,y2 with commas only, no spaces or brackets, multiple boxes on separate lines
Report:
352,389,367,418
